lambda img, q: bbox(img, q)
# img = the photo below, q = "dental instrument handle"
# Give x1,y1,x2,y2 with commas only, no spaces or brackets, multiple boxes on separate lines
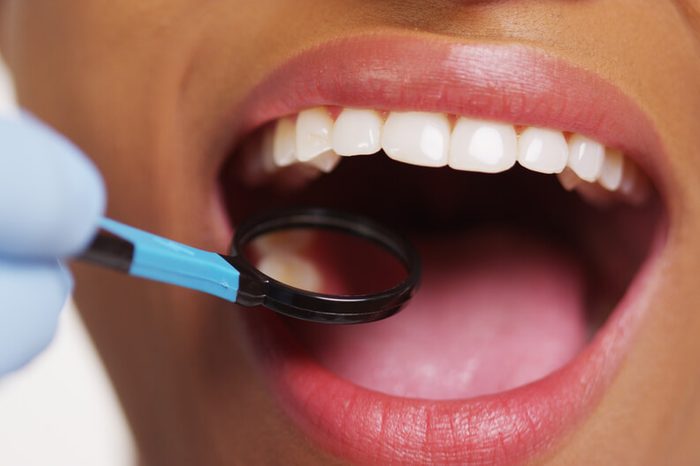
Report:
79,218,240,302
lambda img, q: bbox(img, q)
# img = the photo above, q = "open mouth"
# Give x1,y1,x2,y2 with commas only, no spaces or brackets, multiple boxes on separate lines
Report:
225,106,659,398
216,36,669,465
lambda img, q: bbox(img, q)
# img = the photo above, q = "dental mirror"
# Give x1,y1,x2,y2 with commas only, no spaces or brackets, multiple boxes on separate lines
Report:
80,207,421,324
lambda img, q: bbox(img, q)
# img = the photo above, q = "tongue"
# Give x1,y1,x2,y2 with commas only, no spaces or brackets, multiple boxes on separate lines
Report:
284,229,589,400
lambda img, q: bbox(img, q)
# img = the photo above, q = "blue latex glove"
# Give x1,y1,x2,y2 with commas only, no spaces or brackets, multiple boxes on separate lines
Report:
0,113,105,375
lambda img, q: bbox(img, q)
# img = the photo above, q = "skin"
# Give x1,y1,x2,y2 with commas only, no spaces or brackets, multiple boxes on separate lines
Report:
1,1,700,464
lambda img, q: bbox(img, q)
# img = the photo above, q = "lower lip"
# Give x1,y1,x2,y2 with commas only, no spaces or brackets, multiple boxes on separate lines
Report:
239,223,666,465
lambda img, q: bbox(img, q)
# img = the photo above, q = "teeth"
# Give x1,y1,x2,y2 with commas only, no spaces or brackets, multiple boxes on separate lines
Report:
252,229,315,255
568,134,605,182
296,107,334,162
448,118,517,173
517,127,568,174
332,108,383,156
251,107,651,207
256,109,339,189
599,149,624,191
273,117,297,167
256,252,322,292
253,226,322,292
382,111,450,167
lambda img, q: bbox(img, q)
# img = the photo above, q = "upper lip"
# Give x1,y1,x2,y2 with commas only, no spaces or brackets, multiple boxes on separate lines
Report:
227,33,670,465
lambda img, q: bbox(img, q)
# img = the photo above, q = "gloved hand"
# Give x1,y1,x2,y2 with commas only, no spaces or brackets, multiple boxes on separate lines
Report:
0,113,105,375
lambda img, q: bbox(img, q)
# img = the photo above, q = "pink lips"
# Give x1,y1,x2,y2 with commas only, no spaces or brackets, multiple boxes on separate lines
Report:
233,35,669,465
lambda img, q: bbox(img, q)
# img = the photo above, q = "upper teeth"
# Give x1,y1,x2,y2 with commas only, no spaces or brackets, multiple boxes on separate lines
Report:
332,108,383,156
382,111,451,167
449,118,517,173
296,108,335,162
241,106,650,205
272,116,297,167
518,127,569,174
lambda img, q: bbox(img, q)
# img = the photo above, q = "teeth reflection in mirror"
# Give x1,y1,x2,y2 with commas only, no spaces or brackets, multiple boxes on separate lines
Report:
296,107,334,162
556,168,583,192
518,127,568,174
257,252,322,293
449,118,517,173
568,134,605,182
599,149,624,191
253,229,315,256
332,108,383,156
382,111,450,167
273,117,297,167
260,108,647,208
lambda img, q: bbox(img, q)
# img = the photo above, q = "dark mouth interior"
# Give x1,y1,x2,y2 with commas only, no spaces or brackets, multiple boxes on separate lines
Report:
220,135,664,399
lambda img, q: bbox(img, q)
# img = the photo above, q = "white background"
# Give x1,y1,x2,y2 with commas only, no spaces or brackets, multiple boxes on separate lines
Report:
0,58,135,465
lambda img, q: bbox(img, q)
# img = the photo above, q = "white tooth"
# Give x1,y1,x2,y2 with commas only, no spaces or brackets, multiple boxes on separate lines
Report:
307,150,341,173
296,107,334,162
599,149,624,191
517,127,568,174
257,252,322,292
273,117,297,167
556,168,583,192
382,111,450,167
448,118,517,173
567,134,605,182
253,230,315,256
332,108,383,156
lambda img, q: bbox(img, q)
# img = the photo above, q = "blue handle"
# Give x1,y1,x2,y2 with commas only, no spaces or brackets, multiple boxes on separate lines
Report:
99,218,240,302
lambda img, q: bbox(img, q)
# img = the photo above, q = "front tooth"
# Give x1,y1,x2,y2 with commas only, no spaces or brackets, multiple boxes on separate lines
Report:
599,149,624,191
256,252,322,292
332,108,383,156
382,111,450,167
273,117,297,167
448,118,517,173
517,127,568,174
567,134,605,182
296,107,334,162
